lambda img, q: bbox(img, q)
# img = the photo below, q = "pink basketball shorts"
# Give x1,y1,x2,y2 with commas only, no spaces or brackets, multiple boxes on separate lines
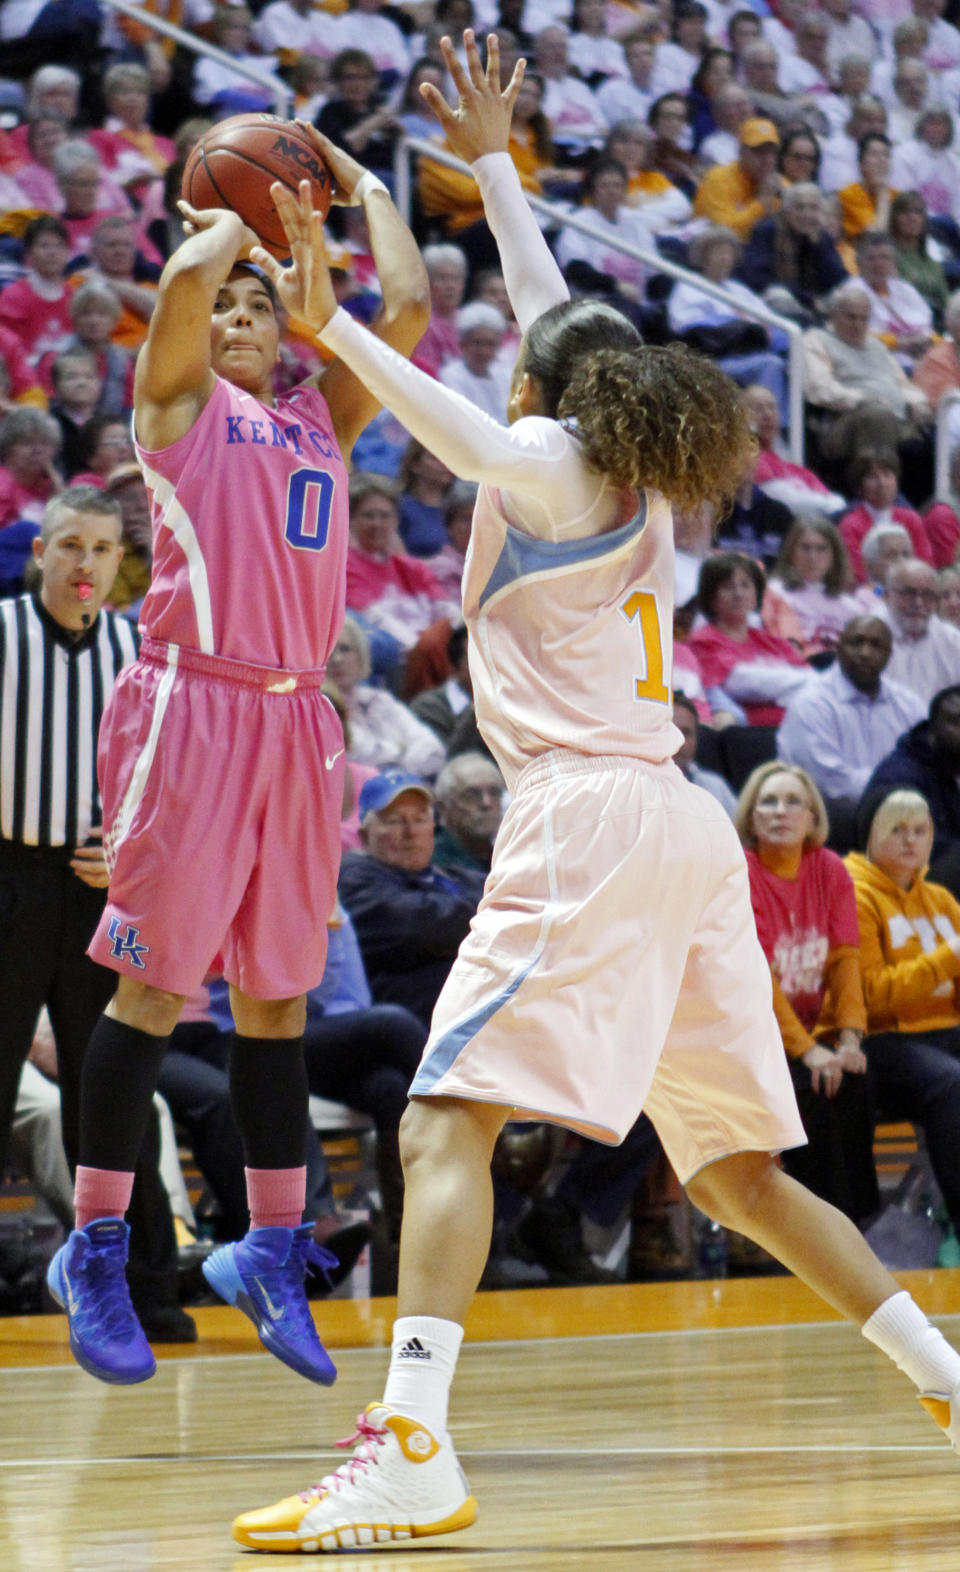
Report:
89,640,345,999
413,751,806,1182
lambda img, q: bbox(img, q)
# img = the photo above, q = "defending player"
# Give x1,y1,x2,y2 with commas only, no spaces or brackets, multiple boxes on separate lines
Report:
234,36,960,1552
45,131,429,1386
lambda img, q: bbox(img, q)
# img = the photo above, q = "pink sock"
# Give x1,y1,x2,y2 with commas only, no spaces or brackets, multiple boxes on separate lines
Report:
245,1166,307,1231
74,1165,135,1230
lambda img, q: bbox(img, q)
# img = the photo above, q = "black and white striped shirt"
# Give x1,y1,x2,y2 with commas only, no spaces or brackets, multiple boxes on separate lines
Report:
0,594,139,849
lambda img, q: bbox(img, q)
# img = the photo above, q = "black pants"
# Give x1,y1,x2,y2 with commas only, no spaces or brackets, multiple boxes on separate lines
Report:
557,1112,663,1228
301,1004,426,1129
780,1056,880,1225
866,1026,960,1235
0,842,179,1308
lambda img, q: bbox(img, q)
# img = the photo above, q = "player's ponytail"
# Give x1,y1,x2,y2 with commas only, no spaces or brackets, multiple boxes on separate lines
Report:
559,344,752,513
521,300,753,514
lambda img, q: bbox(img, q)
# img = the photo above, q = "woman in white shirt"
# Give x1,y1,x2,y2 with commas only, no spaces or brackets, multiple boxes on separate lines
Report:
764,514,869,655
566,0,628,84
333,0,412,83
668,224,788,419
891,108,960,231
192,6,287,114
327,615,446,779
554,157,656,312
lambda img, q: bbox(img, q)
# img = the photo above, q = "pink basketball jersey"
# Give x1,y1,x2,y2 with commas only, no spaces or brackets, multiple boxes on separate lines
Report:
463,485,683,790
134,377,349,670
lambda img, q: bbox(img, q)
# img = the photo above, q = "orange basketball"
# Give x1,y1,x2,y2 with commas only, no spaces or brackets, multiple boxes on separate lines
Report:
181,114,333,260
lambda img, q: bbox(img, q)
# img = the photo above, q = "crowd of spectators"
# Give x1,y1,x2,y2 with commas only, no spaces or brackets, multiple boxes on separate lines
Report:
6,0,960,1290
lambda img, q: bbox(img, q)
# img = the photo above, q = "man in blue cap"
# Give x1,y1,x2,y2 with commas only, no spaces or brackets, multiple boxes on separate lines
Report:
338,769,486,1029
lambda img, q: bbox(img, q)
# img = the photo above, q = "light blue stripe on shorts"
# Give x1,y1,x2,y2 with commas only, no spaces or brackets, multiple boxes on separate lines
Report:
410,953,541,1095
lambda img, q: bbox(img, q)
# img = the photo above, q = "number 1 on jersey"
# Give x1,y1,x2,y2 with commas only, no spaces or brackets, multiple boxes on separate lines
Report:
620,590,670,704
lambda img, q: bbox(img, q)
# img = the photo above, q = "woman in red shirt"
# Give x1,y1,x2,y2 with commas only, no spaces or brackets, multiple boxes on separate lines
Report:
0,217,74,385
688,550,814,725
0,405,61,526
737,761,879,1223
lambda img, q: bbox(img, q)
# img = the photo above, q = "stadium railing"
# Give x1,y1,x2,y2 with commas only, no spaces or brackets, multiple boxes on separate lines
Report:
936,389,960,502
100,0,292,115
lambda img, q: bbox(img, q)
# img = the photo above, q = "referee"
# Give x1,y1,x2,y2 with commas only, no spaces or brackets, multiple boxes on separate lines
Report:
0,484,194,1342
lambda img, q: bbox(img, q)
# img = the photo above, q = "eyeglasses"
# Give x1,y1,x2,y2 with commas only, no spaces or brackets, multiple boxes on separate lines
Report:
892,587,936,602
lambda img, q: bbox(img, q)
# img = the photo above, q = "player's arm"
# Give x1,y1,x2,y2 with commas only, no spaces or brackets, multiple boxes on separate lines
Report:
255,185,603,537
133,207,260,451
421,32,569,331
285,125,430,459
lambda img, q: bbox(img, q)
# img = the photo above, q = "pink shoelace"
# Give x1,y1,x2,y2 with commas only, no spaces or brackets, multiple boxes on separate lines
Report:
299,1411,388,1501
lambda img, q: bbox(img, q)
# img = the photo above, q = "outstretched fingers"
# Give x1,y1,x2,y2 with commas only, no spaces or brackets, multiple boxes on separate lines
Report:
439,31,473,99
419,79,457,134
422,28,527,156
272,178,321,245
502,53,526,113
485,30,501,90
463,27,488,90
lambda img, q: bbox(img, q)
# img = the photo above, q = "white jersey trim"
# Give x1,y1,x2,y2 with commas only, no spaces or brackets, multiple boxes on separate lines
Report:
103,645,178,875
138,458,216,655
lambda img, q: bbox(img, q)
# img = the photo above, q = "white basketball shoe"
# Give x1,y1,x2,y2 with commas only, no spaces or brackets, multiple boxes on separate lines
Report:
231,1403,477,1552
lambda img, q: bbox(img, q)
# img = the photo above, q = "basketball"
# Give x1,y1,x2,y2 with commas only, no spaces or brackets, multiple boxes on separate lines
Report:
181,115,333,259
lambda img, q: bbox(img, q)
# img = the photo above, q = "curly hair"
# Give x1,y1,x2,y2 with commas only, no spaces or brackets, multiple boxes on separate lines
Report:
557,344,753,513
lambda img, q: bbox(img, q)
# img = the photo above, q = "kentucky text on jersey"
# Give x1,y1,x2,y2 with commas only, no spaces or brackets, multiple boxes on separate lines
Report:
224,413,339,461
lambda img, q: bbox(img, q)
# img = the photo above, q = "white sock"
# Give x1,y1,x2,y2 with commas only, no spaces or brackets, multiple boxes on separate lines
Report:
862,1290,960,1395
381,1316,464,1438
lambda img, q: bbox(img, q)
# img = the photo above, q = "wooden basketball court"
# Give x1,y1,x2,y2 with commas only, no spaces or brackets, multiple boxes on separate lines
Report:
2,1270,959,1571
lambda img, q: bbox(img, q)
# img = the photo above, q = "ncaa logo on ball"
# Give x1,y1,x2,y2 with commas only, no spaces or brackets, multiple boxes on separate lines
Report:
272,136,327,187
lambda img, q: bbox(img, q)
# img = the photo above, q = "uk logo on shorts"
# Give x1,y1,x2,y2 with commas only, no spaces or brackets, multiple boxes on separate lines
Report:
107,917,150,969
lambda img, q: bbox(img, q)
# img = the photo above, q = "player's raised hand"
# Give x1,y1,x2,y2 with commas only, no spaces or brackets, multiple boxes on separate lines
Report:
421,29,525,164
177,200,260,260
251,179,338,330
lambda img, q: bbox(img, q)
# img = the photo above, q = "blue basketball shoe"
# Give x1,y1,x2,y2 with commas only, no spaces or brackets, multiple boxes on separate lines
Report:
46,1218,156,1385
202,1223,338,1385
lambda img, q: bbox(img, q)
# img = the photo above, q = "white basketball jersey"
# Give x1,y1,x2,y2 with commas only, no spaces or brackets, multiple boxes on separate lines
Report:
463,482,683,790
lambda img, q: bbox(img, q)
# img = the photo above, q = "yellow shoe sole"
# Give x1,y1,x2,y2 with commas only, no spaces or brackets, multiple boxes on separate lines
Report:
232,1494,478,1552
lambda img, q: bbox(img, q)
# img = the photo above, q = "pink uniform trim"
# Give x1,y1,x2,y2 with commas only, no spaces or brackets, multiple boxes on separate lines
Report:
246,1165,308,1231
74,1164,135,1228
